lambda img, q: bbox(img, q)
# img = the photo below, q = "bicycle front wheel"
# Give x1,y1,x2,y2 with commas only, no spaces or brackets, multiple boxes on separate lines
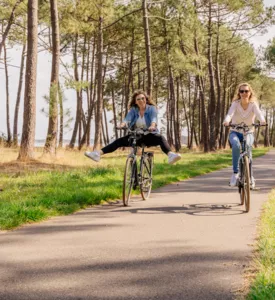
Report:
239,160,244,205
140,154,153,200
243,156,251,212
123,157,136,206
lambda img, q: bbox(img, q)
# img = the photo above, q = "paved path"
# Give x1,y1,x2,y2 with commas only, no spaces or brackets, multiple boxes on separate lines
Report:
1,151,275,300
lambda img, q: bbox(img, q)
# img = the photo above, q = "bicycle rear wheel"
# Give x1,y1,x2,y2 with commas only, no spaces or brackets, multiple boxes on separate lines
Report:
243,156,251,212
123,157,136,206
140,154,153,200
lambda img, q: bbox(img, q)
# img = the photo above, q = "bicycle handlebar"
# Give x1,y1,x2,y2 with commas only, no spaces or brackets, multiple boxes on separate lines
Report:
115,127,156,134
224,123,267,130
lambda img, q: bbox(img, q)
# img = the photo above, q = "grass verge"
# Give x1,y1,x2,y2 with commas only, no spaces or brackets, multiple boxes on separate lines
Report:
0,148,268,230
246,189,275,299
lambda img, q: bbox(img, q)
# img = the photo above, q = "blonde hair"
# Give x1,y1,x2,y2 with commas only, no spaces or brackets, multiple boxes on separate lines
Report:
232,82,257,103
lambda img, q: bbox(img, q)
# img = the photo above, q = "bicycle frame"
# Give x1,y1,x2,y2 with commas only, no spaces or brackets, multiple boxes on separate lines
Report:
120,127,154,205
127,129,151,187
228,122,266,212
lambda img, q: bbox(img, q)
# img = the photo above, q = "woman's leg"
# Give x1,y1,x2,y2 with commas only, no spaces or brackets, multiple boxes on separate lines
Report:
246,133,254,161
85,135,131,162
229,131,242,173
101,135,131,154
140,133,171,154
246,133,255,179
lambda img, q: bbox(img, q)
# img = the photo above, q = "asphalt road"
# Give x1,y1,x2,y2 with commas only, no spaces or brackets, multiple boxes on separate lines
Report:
1,151,275,300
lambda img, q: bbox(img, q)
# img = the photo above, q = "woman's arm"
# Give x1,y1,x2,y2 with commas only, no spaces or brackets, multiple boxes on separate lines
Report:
148,106,158,131
122,108,135,127
223,102,237,125
253,103,266,124
150,106,158,125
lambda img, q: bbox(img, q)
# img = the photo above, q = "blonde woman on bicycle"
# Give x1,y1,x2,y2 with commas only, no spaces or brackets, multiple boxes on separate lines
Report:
85,90,181,165
223,83,266,188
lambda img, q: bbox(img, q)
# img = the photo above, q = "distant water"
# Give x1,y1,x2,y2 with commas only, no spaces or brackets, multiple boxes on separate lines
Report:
33,139,94,147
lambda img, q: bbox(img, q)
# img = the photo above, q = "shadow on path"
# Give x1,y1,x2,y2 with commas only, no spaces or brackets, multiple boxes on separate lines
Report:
114,202,245,216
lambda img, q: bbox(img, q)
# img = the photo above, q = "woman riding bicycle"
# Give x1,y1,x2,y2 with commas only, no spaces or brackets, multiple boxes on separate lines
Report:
223,82,266,188
85,90,181,164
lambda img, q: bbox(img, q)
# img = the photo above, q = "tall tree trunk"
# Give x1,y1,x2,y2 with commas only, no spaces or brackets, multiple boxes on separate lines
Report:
214,18,222,147
264,109,270,147
219,65,228,148
180,82,190,148
142,0,153,97
207,2,217,151
13,40,26,146
111,80,118,140
103,107,109,144
175,77,181,151
18,0,38,161
44,0,60,155
86,34,96,147
101,116,107,146
69,36,80,148
93,16,104,150
194,31,208,152
58,85,63,148
3,42,12,145
125,29,135,115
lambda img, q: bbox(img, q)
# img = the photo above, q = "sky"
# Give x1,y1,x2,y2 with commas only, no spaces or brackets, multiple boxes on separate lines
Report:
0,0,275,142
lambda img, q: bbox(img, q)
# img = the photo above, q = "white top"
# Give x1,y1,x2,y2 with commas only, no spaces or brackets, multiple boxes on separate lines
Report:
135,114,147,129
223,100,265,133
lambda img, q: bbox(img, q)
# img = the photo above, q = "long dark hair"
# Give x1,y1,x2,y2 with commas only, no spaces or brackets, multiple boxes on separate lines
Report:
129,90,156,108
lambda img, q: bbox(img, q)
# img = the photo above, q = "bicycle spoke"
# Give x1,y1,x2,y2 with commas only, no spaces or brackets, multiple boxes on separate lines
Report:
140,155,153,200
123,157,136,206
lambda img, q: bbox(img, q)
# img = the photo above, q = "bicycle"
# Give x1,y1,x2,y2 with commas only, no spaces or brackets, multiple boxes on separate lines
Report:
228,123,266,213
118,127,154,206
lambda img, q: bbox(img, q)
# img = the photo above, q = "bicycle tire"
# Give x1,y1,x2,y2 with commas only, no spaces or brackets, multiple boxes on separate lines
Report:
123,157,136,206
243,156,251,212
140,154,153,200
239,185,245,205
239,161,244,205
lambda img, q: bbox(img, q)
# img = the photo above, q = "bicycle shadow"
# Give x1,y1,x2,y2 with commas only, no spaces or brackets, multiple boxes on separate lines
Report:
114,202,245,216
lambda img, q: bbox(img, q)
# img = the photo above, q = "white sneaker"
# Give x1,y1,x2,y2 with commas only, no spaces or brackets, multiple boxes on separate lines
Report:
84,151,101,162
168,152,181,165
229,173,239,187
251,176,256,189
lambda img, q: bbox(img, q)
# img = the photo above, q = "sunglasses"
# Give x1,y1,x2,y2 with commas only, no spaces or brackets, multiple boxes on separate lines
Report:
239,90,250,94
136,96,145,101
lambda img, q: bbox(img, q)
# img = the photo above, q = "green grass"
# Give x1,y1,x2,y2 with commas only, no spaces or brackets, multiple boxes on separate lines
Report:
0,148,268,230
246,189,275,300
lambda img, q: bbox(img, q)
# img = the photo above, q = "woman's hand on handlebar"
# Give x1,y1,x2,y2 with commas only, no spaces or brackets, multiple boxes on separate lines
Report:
148,123,157,132
117,123,127,129
223,122,230,127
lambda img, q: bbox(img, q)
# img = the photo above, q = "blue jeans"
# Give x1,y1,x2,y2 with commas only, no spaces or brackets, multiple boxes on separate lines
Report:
229,131,254,173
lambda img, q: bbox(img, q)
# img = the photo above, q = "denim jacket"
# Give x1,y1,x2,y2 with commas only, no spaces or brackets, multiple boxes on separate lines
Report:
123,105,159,133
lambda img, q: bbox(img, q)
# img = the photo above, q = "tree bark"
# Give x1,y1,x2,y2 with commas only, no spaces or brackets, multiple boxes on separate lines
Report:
111,80,118,140
18,0,38,161
207,2,217,151
58,85,63,148
13,41,26,146
44,0,60,155
142,0,153,97
3,42,12,145
93,16,104,150
69,35,81,149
